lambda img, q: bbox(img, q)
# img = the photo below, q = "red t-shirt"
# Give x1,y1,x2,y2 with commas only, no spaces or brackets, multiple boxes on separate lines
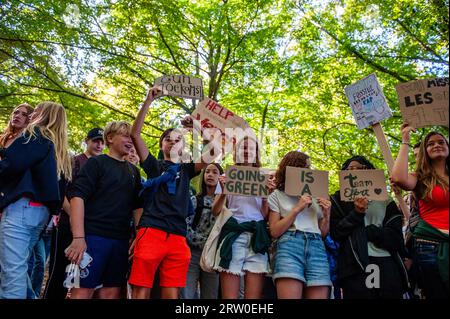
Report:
419,185,449,231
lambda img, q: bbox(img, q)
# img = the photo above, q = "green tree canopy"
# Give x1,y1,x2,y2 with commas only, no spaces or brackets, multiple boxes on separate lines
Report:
1,0,448,192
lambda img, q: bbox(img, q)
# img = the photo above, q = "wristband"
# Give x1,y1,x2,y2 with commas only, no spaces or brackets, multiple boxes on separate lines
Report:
401,142,411,147
73,236,85,239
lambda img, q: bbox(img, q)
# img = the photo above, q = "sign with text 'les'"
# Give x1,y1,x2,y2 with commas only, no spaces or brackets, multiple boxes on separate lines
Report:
345,74,392,129
224,166,269,198
395,77,449,128
154,75,203,100
339,169,388,202
284,166,329,198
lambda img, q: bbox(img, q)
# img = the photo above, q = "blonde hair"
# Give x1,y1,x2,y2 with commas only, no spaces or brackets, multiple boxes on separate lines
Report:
0,103,34,148
415,132,449,200
24,102,72,181
103,121,132,147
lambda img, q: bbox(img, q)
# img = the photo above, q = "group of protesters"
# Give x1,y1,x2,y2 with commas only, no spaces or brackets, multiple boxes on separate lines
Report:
0,86,447,299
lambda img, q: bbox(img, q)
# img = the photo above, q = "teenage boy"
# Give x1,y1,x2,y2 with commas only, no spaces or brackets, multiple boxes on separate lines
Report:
44,128,105,299
66,121,142,299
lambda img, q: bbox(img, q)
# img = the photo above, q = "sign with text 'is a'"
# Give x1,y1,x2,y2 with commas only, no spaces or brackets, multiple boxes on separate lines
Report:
339,169,388,202
284,166,329,198
224,166,269,198
395,77,449,128
345,74,392,129
154,75,203,100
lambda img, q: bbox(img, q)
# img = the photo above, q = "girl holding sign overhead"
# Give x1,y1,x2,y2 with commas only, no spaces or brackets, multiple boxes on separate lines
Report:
330,156,408,299
211,136,271,299
129,87,213,299
268,151,332,299
391,126,449,299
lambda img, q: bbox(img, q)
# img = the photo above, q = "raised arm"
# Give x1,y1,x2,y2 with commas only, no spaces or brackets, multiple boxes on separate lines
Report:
391,123,418,191
211,175,227,216
131,87,161,162
317,197,331,239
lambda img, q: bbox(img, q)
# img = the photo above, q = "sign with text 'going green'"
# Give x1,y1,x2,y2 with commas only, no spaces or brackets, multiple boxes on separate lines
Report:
224,165,269,198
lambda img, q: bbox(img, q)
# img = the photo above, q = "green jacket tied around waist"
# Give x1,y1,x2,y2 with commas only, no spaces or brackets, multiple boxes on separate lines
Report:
414,219,449,284
218,217,271,269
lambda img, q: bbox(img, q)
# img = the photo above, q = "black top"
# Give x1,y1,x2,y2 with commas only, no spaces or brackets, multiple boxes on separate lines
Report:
0,129,60,213
138,153,198,236
60,153,89,226
68,154,142,240
330,190,409,291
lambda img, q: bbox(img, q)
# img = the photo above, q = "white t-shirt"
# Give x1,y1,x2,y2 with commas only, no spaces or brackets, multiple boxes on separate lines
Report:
227,195,264,223
268,189,322,234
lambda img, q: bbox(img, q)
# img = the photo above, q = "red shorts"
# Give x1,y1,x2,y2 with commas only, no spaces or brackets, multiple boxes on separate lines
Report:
129,227,191,288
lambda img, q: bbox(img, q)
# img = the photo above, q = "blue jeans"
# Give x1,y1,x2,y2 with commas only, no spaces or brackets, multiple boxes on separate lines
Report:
27,231,52,298
413,241,449,299
0,198,50,299
180,246,219,299
273,230,331,287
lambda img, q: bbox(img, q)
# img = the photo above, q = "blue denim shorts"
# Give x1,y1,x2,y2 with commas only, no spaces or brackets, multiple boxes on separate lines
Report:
273,230,331,287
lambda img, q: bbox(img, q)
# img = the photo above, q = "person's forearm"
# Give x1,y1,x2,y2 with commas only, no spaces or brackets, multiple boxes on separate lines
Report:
319,216,330,239
131,102,150,138
70,197,85,238
212,194,227,216
269,206,302,238
133,208,143,229
62,197,71,216
261,199,269,219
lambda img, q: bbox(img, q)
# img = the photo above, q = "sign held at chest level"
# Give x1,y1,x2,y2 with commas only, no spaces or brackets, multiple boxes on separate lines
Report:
224,165,269,198
284,166,329,198
339,169,388,201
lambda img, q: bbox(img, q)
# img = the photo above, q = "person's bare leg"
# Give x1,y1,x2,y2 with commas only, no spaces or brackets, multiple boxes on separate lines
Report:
132,285,151,299
70,288,95,299
96,287,122,299
275,278,303,299
220,272,241,299
303,286,329,299
244,272,265,299
161,287,179,299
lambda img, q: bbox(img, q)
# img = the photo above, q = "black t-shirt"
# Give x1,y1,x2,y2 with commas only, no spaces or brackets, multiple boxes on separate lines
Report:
138,153,198,236
68,154,142,240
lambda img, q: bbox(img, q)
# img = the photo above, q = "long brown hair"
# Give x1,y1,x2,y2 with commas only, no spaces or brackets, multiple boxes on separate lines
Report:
0,103,34,148
25,102,72,181
275,151,310,191
415,132,449,200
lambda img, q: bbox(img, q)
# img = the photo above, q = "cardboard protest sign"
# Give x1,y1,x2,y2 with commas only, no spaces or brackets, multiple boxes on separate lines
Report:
191,97,249,133
395,77,449,128
345,74,392,129
284,166,329,198
154,75,203,100
339,169,388,201
224,165,269,198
